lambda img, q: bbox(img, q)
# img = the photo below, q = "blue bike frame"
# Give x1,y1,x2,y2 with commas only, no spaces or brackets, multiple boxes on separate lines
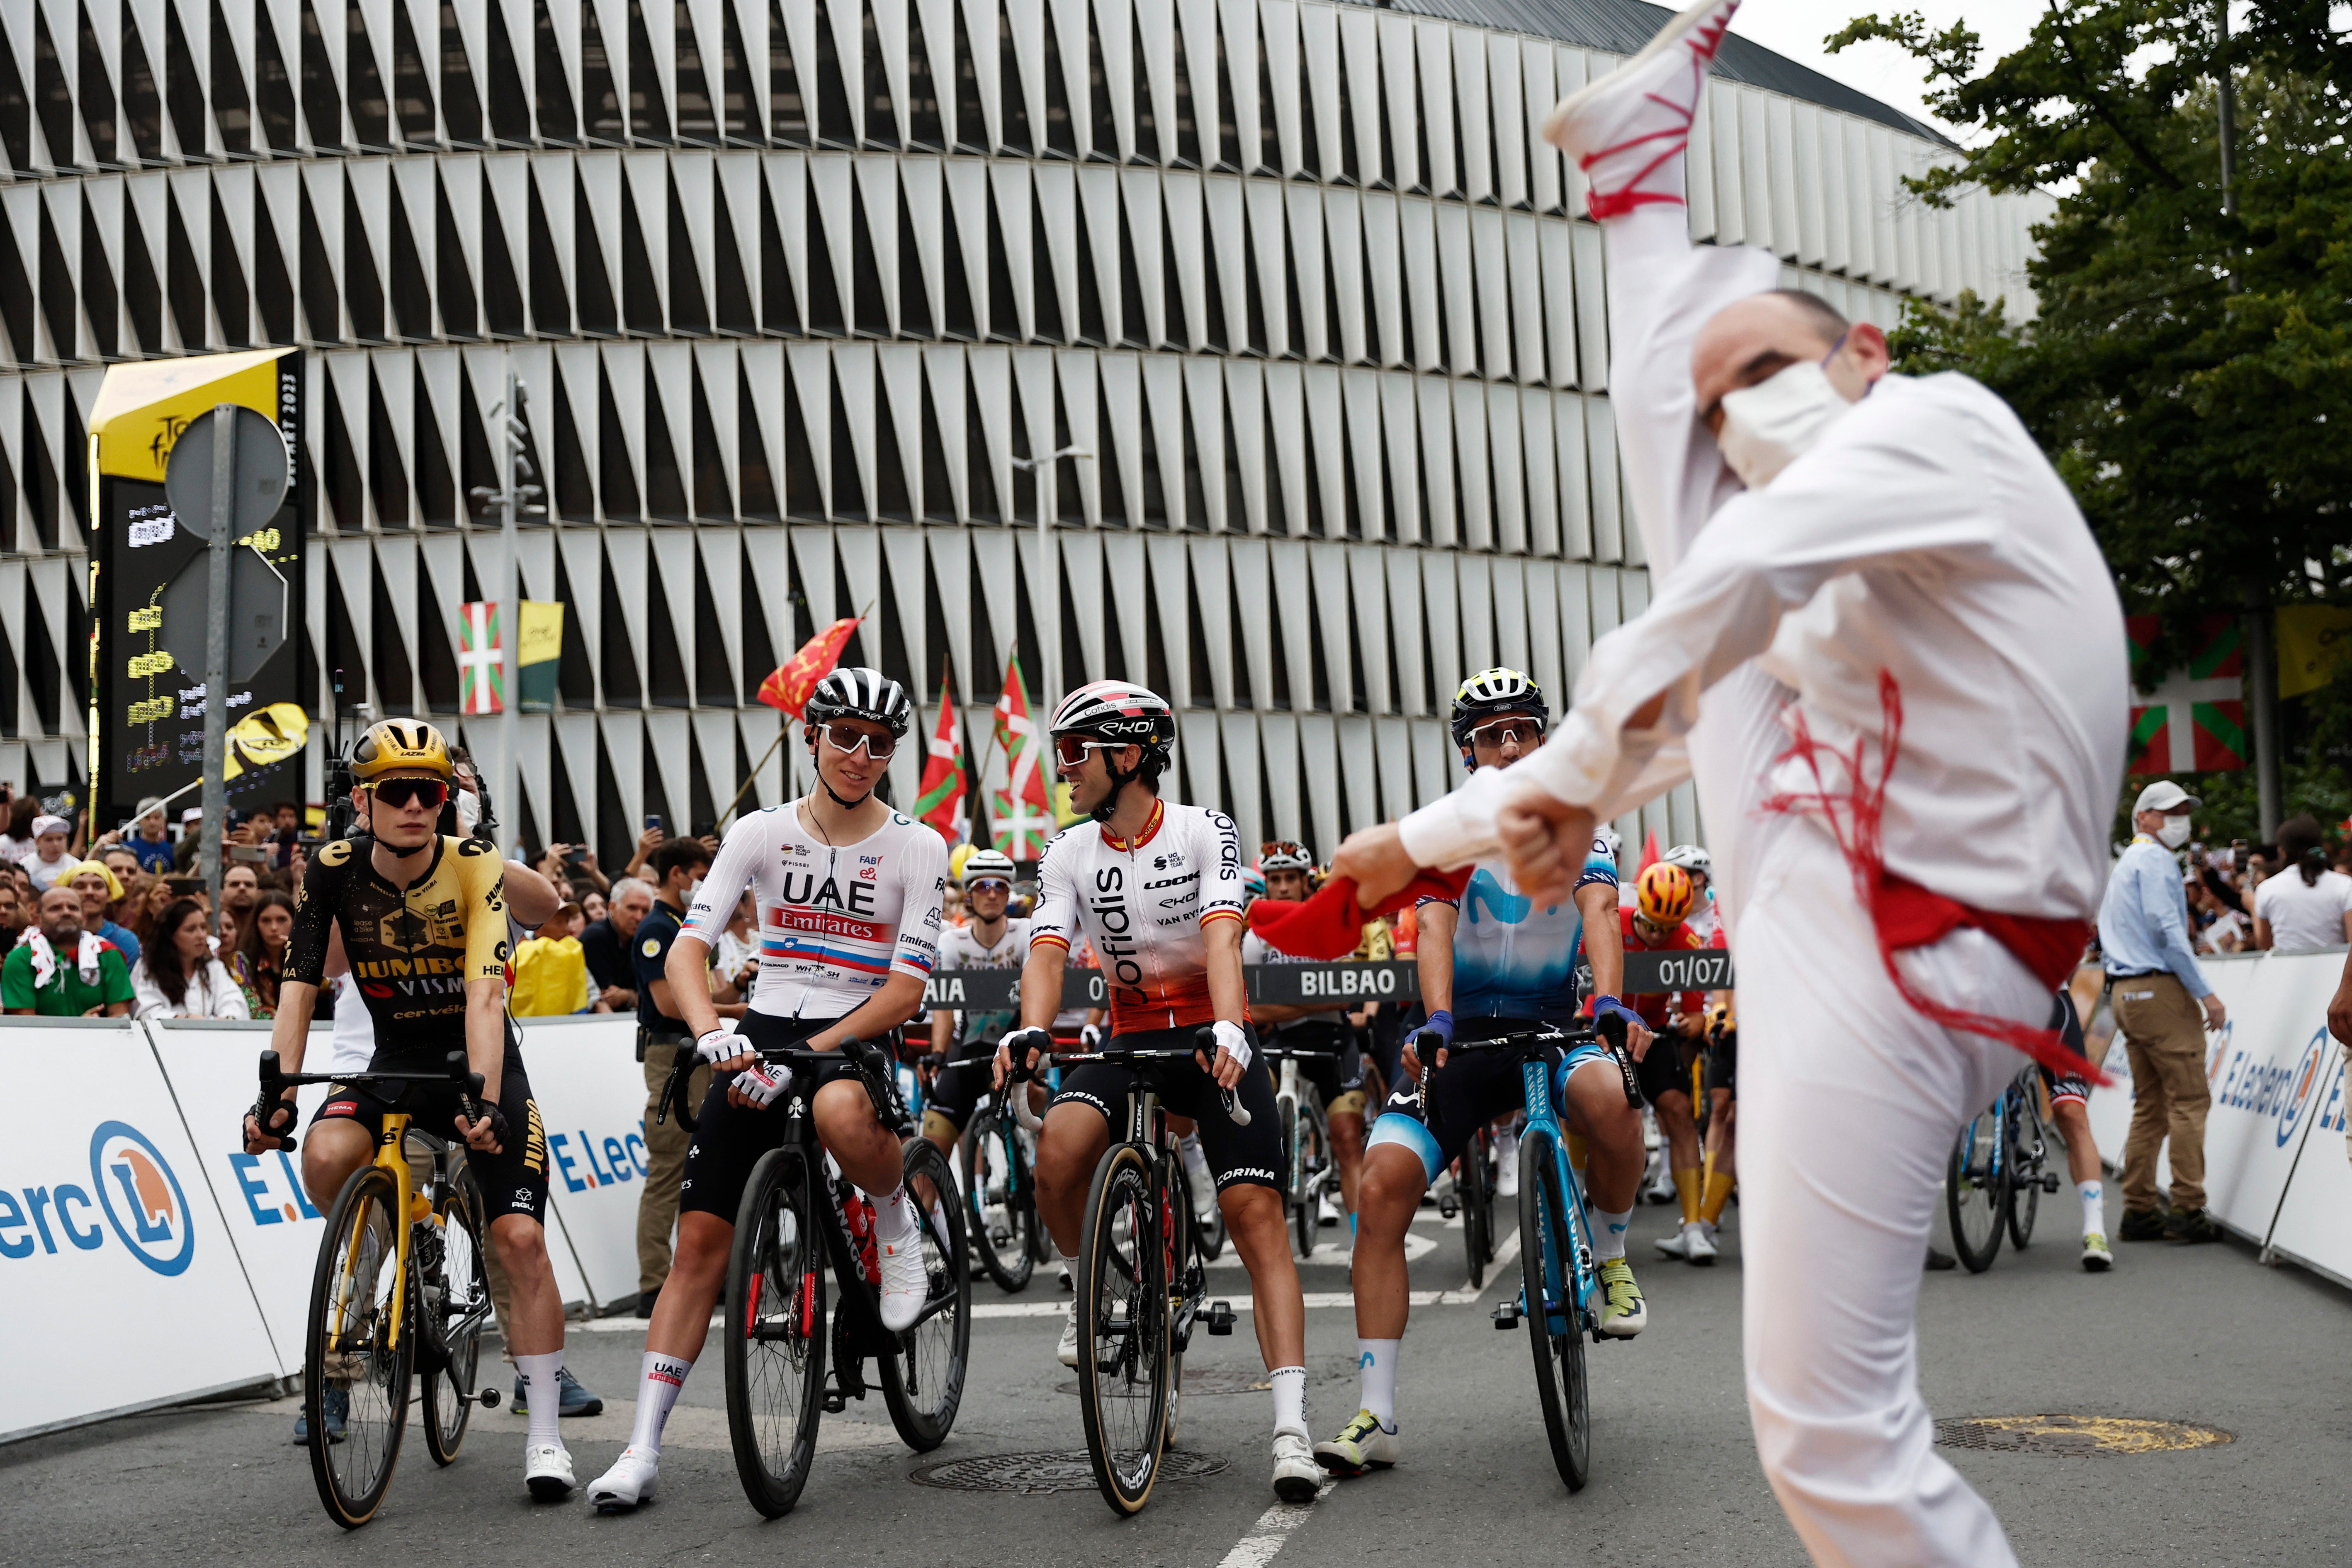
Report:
1516,1053,1600,1339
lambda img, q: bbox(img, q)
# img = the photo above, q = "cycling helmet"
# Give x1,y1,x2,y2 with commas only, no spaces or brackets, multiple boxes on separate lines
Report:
1242,864,1267,900
1635,862,1695,926
1259,841,1314,874
1050,680,1176,821
804,666,913,737
1662,844,1712,876
961,848,1017,884
1450,667,1549,749
1597,825,1624,868
350,719,454,783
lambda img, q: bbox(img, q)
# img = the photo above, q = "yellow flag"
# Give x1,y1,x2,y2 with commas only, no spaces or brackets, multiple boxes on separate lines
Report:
516,601,565,712
2277,605,2352,699
1053,781,1086,828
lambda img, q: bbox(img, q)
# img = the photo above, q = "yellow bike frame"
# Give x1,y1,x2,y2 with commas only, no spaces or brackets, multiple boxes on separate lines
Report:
326,1112,442,1355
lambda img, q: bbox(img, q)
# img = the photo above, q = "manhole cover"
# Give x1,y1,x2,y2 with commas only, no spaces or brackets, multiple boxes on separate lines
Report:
910,1450,1230,1493
1935,1415,2235,1455
1057,1367,1270,1397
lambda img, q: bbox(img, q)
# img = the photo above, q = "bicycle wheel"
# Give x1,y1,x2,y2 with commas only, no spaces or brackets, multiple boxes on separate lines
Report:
305,1163,412,1528
2005,1098,2041,1250
1460,1136,1491,1290
1945,1106,2007,1274
1076,1143,1169,1515
1165,1150,1202,1450
1283,1094,1312,1261
880,1138,971,1450
723,1146,828,1518
963,1105,1036,1293
1518,1129,1589,1491
420,1162,490,1466
1181,1158,1226,1262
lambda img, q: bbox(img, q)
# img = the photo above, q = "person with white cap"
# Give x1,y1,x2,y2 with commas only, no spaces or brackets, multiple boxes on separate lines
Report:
1329,2,2128,1562
2099,778,2225,1245
19,814,78,892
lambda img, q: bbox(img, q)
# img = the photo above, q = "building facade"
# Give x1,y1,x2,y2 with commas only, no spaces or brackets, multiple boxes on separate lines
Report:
0,0,2051,865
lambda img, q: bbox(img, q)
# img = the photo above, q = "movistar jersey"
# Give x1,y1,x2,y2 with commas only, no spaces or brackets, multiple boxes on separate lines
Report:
1419,832,1618,1023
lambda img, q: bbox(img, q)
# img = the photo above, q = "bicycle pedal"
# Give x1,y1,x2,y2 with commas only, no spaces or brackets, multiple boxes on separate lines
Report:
1205,1300,1236,1337
2043,1175,2061,1194
1438,1199,1460,1219
1491,1301,1521,1330
823,1391,846,1413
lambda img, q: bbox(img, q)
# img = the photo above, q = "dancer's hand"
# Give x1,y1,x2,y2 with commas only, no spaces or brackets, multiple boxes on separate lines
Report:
1497,795,1598,909
1332,824,1416,907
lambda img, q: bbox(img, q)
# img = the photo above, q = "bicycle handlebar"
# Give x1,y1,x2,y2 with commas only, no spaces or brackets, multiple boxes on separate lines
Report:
655,1033,914,1137
253,1048,485,1153
1001,1026,1254,1131
1407,1016,1641,1109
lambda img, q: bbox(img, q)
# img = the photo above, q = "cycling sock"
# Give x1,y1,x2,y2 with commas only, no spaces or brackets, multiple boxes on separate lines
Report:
515,1351,565,1449
1057,1250,1079,1286
1179,1133,1209,1181
2078,1179,2104,1237
1672,1167,1701,1225
1594,1207,1632,1262
1268,1365,1307,1437
1700,1166,1735,1226
629,1353,691,1454
1356,1339,1400,1427
871,1184,916,1245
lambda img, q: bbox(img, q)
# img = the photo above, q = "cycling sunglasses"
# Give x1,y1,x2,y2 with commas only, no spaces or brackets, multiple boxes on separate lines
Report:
965,877,1012,894
817,722,898,761
367,777,450,810
1465,717,1545,750
1052,735,1127,768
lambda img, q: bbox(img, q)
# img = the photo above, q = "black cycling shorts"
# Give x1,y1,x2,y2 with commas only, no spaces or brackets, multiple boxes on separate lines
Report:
2039,992,2089,1106
1368,1018,1609,1185
1050,1025,1284,1194
1635,1028,1702,1107
1704,1030,1737,1099
923,1042,998,1135
678,1014,855,1224
313,1048,547,1223
1262,1021,1369,1115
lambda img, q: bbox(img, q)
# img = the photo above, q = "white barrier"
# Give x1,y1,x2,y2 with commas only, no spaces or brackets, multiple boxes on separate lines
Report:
2084,947,2350,1255
515,1014,658,1311
0,1020,287,1443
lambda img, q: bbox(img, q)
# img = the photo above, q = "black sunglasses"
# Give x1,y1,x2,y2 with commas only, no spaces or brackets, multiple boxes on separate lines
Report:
368,778,450,810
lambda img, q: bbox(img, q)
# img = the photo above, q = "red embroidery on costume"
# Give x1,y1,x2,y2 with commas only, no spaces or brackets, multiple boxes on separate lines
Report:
1757,671,2109,1085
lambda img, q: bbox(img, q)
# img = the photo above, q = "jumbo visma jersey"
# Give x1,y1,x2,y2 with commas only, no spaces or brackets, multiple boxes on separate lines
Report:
284,834,510,1064
1419,833,1618,1023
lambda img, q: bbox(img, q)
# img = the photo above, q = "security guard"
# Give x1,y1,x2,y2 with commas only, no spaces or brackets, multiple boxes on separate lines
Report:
632,836,722,1316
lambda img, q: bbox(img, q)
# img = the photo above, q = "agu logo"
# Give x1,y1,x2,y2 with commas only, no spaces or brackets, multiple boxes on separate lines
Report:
2274,1032,2330,1150
90,1122,195,1276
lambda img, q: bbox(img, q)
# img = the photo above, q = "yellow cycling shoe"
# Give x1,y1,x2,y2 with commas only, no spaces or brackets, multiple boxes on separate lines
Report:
1597,1257,1648,1338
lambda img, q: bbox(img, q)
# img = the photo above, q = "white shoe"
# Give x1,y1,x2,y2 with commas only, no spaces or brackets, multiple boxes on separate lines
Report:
525,1441,576,1500
877,1233,931,1332
1272,1428,1322,1503
1685,1220,1718,1265
1317,1194,1341,1227
1056,1296,1082,1368
1540,0,1739,217
1493,1137,1520,1199
587,1445,659,1511
1655,1226,1690,1259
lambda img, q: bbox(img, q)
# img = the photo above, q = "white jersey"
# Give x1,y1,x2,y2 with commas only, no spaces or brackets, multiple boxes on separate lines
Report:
936,917,1028,1048
686,802,947,1020
1028,799,1245,1035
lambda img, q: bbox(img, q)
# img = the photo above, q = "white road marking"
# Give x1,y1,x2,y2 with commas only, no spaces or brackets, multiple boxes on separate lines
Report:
1212,1478,1337,1568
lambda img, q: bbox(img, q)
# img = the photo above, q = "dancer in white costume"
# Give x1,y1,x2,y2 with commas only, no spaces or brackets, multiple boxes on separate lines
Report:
1334,4,2128,1563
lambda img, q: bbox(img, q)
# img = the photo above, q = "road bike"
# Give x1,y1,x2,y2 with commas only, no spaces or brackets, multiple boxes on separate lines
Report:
255,1049,497,1529
1439,1126,1498,1288
961,1079,1044,1291
1443,1022,1638,1492
1946,1064,2059,1273
1265,1039,1337,1261
662,1034,972,1517
1008,1029,1243,1515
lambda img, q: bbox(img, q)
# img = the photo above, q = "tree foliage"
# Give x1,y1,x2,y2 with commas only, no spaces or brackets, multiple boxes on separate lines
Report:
1832,1,2352,658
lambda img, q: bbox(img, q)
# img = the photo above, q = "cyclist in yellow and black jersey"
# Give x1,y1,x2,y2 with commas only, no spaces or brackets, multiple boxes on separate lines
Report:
243,719,581,1502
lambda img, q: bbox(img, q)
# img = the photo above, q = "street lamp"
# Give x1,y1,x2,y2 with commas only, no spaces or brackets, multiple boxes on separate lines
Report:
465,357,545,852
1007,445,1093,736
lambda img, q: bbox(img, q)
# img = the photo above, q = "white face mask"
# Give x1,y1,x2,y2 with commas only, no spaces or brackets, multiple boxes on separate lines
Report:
1715,360,1854,490
455,787,481,837
2155,815,2193,849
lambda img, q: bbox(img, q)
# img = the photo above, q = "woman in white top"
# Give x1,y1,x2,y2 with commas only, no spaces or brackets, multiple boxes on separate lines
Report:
2252,817,2352,954
131,896,250,1019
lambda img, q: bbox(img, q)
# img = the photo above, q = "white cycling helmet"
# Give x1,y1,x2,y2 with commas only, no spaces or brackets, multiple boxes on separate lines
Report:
804,666,914,737
1662,844,1711,875
1050,680,1175,819
1258,840,1315,874
961,848,1017,883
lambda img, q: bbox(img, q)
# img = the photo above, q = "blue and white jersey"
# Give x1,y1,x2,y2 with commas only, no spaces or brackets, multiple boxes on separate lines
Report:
1419,832,1618,1023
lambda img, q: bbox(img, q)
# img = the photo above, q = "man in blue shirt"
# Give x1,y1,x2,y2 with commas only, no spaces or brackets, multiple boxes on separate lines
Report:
2097,780,2225,1245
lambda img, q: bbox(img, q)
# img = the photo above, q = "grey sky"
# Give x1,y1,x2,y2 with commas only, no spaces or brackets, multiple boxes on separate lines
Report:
1726,0,2042,139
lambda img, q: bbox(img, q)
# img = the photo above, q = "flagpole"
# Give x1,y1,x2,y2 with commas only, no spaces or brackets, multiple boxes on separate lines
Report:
719,723,791,828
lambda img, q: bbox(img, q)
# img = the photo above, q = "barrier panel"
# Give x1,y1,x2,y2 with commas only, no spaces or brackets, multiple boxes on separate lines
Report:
2084,948,2348,1247
0,1019,286,1444
2252,1031,2352,1288
514,1014,658,1311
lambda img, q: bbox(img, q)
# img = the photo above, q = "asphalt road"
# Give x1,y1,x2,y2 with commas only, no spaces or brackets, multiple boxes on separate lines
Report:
6,1185,2347,1568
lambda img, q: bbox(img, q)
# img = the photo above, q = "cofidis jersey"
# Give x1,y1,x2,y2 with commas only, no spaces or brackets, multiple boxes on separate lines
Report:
1419,833,1618,1023
1028,799,1245,1034
685,802,947,1019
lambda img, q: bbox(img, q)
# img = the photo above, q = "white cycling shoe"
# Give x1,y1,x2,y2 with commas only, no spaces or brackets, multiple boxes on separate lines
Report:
1655,1219,1718,1263
1272,1428,1322,1503
877,1234,931,1333
587,1446,659,1512
1493,1136,1521,1199
525,1442,576,1500
1056,1297,1082,1368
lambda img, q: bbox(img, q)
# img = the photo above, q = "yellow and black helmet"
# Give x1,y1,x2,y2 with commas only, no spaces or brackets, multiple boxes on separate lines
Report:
350,719,454,783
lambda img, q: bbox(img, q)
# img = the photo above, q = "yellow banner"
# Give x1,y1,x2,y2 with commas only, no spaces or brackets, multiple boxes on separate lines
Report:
516,600,565,667
2278,605,2352,699
87,347,297,482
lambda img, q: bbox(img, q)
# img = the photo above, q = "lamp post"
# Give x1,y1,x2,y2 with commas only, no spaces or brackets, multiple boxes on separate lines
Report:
1007,445,1093,738
466,358,545,851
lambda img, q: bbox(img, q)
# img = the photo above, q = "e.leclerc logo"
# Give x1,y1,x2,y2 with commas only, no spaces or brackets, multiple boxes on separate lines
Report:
90,1121,195,1276
2274,1031,2329,1150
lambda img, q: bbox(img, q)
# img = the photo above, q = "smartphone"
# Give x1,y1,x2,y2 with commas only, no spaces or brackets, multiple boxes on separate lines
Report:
229,844,271,864
644,814,663,832
564,847,589,868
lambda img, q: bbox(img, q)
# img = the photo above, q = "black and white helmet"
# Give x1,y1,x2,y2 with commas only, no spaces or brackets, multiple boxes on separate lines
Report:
960,848,1017,883
1662,844,1712,875
1450,667,1549,747
804,667,913,737
1050,680,1175,764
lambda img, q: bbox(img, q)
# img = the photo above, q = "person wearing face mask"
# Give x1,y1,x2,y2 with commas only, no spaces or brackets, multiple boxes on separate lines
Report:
1327,5,2128,1565
2098,780,2225,1245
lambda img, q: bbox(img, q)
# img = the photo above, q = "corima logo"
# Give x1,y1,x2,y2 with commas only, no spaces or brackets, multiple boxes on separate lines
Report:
91,1121,194,1276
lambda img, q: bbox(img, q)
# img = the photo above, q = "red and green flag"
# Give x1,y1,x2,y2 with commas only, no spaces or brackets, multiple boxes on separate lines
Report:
989,653,1055,860
459,601,504,715
914,662,967,842
2126,614,2245,775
